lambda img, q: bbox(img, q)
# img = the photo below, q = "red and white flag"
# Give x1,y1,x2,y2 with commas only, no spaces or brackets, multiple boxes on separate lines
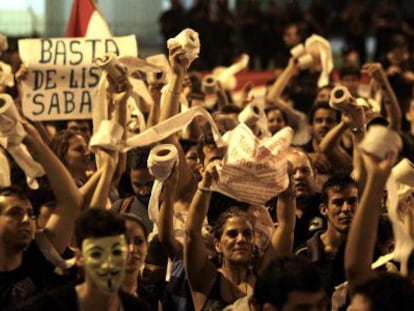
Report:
65,0,111,38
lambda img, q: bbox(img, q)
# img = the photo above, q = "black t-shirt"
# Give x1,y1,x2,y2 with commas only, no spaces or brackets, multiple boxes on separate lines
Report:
0,241,55,310
14,284,150,311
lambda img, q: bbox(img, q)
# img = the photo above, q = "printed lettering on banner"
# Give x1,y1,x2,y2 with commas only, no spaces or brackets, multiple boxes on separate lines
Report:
214,123,293,204
18,35,137,121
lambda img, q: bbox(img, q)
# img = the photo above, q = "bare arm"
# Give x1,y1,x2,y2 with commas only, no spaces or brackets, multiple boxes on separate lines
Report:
160,46,197,206
89,149,118,208
345,150,394,292
146,83,163,128
23,122,83,254
158,167,182,258
184,162,219,305
259,171,296,275
266,58,297,103
363,62,402,131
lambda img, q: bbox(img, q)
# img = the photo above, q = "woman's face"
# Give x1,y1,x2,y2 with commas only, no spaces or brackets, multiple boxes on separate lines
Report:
64,135,90,175
125,219,148,273
216,216,254,265
267,109,287,135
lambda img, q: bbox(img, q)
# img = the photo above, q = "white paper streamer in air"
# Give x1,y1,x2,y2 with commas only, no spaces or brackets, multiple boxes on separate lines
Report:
0,94,45,189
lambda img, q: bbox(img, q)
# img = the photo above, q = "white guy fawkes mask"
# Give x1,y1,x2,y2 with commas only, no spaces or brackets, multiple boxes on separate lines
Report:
82,235,128,294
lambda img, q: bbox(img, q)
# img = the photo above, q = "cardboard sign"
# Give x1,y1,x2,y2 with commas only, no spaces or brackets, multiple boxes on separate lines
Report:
18,35,137,121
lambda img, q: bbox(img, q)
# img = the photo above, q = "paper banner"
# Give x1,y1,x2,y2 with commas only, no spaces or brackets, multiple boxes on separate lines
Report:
18,35,137,121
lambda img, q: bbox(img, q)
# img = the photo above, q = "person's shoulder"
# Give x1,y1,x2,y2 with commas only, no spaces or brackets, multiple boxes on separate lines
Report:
119,291,151,311
294,230,325,257
13,284,77,311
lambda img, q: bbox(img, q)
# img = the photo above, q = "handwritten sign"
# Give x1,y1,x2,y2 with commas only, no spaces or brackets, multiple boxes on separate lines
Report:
18,35,137,121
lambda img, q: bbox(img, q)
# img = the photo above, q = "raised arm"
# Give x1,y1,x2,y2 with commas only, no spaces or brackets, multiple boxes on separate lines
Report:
345,150,394,292
259,171,296,275
363,62,402,131
159,45,196,206
89,148,118,208
23,122,83,254
266,57,298,104
184,161,219,301
158,166,182,258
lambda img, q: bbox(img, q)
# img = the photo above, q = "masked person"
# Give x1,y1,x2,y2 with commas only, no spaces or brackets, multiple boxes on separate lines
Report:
15,208,149,311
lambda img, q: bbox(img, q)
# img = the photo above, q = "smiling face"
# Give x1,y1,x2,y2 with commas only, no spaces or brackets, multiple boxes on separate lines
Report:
0,194,35,251
215,216,254,265
81,235,128,294
320,185,358,234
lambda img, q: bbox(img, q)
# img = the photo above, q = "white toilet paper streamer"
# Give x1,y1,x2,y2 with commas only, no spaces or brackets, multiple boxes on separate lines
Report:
305,34,333,87
211,54,250,91
8,144,45,189
0,93,26,147
238,103,261,128
89,106,224,153
290,44,305,58
0,94,45,189
89,120,124,152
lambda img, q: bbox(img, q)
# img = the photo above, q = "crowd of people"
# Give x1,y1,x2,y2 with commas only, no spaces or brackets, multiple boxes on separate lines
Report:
160,0,414,70
2,1,414,310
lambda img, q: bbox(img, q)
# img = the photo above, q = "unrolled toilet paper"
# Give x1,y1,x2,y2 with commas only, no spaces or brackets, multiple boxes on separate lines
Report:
238,103,261,128
0,93,26,147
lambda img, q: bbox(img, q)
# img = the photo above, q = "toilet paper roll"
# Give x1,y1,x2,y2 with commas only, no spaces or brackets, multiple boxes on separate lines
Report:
296,53,314,70
146,54,172,84
359,125,402,161
392,158,414,187
94,52,127,82
329,86,353,110
290,43,306,58
167,28,200,63
238,103,261,128
89,120,124,152
201,75,219,94
304,34,333,87
147,70,166,85
0,93,26,147
147,144,178,226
